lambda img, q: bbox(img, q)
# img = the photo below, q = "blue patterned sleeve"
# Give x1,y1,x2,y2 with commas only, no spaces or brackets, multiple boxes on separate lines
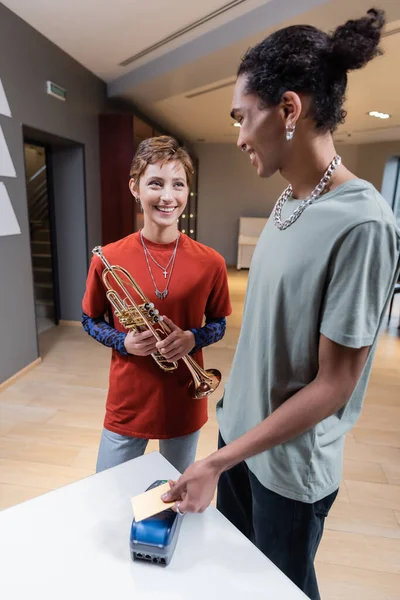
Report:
190,317,226,352
81,312,128,355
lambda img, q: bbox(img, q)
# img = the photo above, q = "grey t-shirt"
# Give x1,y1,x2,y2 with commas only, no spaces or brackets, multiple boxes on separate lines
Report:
217,179,400,503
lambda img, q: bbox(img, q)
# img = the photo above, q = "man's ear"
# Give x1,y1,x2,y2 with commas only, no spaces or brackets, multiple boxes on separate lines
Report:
280,91,302,129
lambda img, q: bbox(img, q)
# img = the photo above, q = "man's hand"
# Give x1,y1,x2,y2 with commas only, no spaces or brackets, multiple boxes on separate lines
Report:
156,316,195,362
161,458,221,514
124,329,158,356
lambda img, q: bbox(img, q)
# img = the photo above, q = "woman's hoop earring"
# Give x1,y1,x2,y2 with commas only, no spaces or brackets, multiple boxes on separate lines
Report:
134,197,143,212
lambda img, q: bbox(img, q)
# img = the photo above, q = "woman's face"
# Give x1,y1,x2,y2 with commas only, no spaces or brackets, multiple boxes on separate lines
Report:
130,160,189,229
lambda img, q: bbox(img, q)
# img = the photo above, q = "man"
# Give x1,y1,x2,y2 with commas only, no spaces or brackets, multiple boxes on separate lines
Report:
162,10,400,599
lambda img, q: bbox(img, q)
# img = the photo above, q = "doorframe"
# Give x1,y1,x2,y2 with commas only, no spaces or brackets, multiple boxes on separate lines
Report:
22,126,88,335
42,144,61,325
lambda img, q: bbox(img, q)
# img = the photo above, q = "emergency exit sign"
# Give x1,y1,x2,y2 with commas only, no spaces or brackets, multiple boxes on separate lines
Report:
46,81,66,101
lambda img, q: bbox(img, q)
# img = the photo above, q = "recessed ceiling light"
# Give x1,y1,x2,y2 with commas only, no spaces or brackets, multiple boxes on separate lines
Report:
368,111,391,119
233,122,241,127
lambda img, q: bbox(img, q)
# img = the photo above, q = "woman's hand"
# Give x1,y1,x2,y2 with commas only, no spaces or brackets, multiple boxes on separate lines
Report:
156,316,195,362
124,329,158,356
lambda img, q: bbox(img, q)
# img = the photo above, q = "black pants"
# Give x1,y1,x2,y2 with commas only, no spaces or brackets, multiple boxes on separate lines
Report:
217,434,338,600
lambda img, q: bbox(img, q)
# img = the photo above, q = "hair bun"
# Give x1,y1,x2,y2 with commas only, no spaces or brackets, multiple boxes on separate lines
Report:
329,8,385,72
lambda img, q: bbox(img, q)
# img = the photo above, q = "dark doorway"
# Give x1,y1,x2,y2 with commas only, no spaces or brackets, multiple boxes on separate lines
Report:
23,126,89,344
24,142,59,333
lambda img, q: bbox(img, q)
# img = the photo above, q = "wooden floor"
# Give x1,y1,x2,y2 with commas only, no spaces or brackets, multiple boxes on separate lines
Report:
1,270,399,599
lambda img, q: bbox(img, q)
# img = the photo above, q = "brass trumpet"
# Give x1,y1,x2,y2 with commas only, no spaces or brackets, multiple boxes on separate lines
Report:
92,246,221,399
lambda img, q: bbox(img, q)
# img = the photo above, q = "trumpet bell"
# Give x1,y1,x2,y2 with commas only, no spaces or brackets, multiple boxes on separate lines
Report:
190,369,222,399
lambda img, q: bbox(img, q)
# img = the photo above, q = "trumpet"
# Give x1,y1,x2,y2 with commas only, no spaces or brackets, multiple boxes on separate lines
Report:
92,246,221,399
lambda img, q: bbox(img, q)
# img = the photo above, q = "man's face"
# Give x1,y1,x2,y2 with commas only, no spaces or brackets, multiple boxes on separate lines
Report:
231,75,286,178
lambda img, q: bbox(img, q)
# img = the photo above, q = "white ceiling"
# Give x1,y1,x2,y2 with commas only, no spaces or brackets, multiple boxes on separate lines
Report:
2,0,269,81
3,0,400,145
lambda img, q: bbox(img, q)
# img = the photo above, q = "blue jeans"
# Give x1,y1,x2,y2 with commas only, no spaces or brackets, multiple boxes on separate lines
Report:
96,427,200,474
217,434,338,600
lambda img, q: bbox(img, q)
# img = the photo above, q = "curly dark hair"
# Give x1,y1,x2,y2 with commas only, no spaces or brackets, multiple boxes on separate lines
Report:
237,8,385,132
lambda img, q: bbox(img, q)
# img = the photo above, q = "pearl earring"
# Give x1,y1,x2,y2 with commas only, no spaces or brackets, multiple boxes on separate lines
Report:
286,125,296,141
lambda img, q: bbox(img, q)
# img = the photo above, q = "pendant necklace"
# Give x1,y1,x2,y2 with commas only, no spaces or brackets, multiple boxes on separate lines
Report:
140,230,180,300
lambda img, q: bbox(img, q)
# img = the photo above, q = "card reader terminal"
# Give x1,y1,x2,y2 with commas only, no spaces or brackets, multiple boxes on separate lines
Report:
130,480,184,566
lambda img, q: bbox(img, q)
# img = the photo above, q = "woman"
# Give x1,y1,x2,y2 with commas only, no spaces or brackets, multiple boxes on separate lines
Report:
162,9,400,600
82,136,231,474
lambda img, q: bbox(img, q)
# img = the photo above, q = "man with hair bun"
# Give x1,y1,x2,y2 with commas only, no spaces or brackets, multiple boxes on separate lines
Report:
163,9,400,598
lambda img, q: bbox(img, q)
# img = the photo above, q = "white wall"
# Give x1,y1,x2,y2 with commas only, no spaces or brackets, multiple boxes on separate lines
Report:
195,142,360,265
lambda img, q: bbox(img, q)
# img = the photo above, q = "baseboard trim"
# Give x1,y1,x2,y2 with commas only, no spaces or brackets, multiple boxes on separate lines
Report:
59,320,81,327
0,358,42,391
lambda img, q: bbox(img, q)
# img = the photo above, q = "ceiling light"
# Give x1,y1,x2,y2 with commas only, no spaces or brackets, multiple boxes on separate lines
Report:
233,122,241,127
368,111,391,119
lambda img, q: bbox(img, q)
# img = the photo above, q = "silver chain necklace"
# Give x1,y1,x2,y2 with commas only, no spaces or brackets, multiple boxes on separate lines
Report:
140,230,180,300
274,155,341,230
140,234,177,278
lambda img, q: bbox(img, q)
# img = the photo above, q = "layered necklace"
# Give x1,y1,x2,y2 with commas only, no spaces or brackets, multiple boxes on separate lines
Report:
274,155,341,230
140,230,180,300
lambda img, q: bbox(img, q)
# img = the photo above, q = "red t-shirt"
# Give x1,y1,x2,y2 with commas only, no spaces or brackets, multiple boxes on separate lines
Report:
82,232,232,439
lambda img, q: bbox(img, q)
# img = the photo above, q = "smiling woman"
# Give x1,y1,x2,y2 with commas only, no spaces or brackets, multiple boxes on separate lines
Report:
81,135,232,476
129,137,192,243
